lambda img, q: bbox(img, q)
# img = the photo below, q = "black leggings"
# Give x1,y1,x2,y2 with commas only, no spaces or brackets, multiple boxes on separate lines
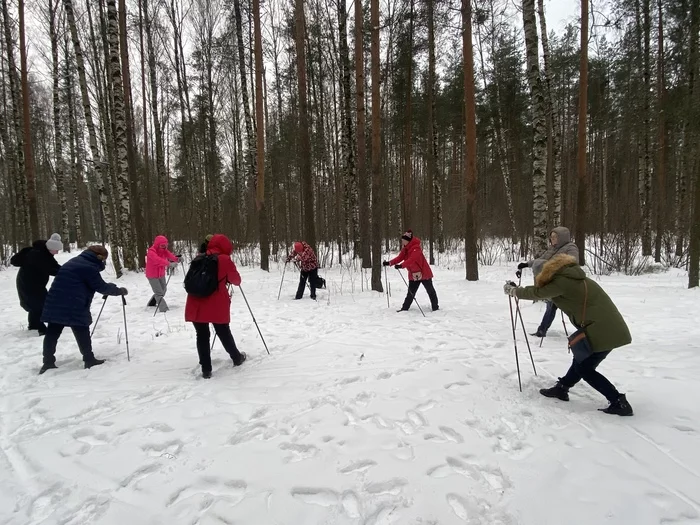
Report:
401,279,439,311
192,323,244,372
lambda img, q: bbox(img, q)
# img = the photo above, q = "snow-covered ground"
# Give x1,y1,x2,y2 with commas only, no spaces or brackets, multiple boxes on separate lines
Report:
1,251,699,525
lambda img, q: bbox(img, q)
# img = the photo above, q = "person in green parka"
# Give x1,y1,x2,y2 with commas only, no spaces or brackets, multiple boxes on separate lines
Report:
504,253,634,416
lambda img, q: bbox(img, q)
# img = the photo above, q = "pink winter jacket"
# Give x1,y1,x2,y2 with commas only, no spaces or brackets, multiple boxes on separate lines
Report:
145,235,178,279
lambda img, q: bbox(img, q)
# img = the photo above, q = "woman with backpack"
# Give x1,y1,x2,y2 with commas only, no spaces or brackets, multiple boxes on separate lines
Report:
184,234,247,379
145,235,180,312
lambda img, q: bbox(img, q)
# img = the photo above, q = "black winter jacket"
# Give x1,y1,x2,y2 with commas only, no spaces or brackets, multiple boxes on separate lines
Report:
11,241,60,312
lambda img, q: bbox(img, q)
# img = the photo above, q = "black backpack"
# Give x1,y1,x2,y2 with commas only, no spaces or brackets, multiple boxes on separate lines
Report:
184,254,220,297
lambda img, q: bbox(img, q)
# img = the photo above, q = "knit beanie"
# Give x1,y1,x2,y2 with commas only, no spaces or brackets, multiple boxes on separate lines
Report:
401,230,413,242
45,233,62,252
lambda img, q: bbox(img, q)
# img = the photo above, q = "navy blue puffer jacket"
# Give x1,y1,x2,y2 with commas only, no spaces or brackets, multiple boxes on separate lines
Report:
42,250,121,327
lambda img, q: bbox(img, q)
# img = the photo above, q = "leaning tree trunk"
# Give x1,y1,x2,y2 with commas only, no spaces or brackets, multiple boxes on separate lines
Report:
253,0,269,270
370,0,383,292
574,0,589,266
18,0,40,239
63,0,116,269
463,0,479,281
1,0,30,244
49,0,69,250
356,0,371,266
295,0,316,249
522,0,548,257
537,0,562,226
106,0,135,270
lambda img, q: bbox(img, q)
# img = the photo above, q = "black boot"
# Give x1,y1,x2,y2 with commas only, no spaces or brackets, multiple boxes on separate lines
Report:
600,394,633,416
539,381,570,401
396,308,409,313
531,329,546,338
84,358,105,369
234,352,247,367
39,363,58,375
202,370,212,379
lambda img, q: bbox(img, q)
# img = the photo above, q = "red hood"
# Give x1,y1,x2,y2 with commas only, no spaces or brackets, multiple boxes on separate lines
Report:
207,234,233,256
152,235,169,251
405,236,421,249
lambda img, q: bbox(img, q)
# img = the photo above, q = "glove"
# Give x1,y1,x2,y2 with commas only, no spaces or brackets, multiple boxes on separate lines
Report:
517,262,528,270
503,281,518,297
515,270,522,279
175,254,182,259
118,287,129,296
394,264,402,270
382,261,390,267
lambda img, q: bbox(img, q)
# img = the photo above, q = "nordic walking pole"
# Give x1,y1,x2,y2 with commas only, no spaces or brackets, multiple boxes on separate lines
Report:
91,295,108,337
122,296,130,362
561,311,569,336
514,275,537,376
508,294,522,392
396,268,426,317
239,286,270,354
384,265,390,308
277,262,288,300
153,272,173,317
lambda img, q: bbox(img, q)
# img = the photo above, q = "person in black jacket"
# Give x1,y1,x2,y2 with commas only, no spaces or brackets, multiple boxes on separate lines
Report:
10,233,62,335
40,245,127,375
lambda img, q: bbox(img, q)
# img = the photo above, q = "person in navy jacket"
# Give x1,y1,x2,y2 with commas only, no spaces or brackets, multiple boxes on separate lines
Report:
40,245,127,375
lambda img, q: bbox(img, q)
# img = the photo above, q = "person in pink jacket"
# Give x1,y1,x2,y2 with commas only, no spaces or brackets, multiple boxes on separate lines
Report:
146,235,179,312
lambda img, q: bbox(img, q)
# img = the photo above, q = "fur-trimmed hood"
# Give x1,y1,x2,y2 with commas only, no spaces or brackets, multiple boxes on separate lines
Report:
535,254,585,287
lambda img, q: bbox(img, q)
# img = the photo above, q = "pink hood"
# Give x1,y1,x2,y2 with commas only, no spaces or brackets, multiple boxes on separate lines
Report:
145,235,177,279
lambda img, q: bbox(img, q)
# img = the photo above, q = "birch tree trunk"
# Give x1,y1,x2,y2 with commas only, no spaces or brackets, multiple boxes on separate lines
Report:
1,0,30,244
295,0,316,248
370,0,383,291
63,0,114,264
106,0,135,269
463,0,479,281
574,0,588,266
522,0,548,256
537,0,562,225
63,33,82,247
49,0,69,250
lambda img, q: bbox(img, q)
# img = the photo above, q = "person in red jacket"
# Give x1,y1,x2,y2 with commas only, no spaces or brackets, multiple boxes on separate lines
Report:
384,230,439,312
185,234,246,378
286,241,319,300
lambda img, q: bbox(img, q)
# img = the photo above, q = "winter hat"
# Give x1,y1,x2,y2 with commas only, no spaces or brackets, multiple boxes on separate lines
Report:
401,230,413,242
45,233,62,252
294,242,304,254
205,234,214,242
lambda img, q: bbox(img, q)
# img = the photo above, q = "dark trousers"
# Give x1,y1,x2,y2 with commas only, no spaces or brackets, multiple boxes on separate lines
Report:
43,323,95,365
559,350,620,402
28,310,46,332
296,268,318,299
193,322,244,373
538,301,558,334
401,279,439,311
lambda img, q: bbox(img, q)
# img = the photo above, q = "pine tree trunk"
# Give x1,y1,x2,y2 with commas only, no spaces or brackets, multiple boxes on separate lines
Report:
356,0,371,266
641,0,653,255
402,0,414,231
537,0,562,226
106,0,135,269
574,0,588,266
370,0,383,292
427,0,437,263
63,33,83,247
139,0,152,242
49,0,69,250
143,0,168,234
688,0,700,287
522,0,548,257
463,0,479,281
18,0,40,239
2,0,30,243
338,0,358,253
655,0,665,263
63,0,114,262
253,0,269,270
295,0,316,249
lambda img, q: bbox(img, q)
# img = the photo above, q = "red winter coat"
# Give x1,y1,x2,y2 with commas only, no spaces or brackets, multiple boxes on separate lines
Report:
389,236,434,281
287,241,318,272
185,234,241,324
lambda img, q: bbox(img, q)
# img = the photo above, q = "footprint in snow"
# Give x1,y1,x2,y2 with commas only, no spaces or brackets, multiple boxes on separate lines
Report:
291,487,339,507
444,381,469,390
339,459,377,474
279,442,319,462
